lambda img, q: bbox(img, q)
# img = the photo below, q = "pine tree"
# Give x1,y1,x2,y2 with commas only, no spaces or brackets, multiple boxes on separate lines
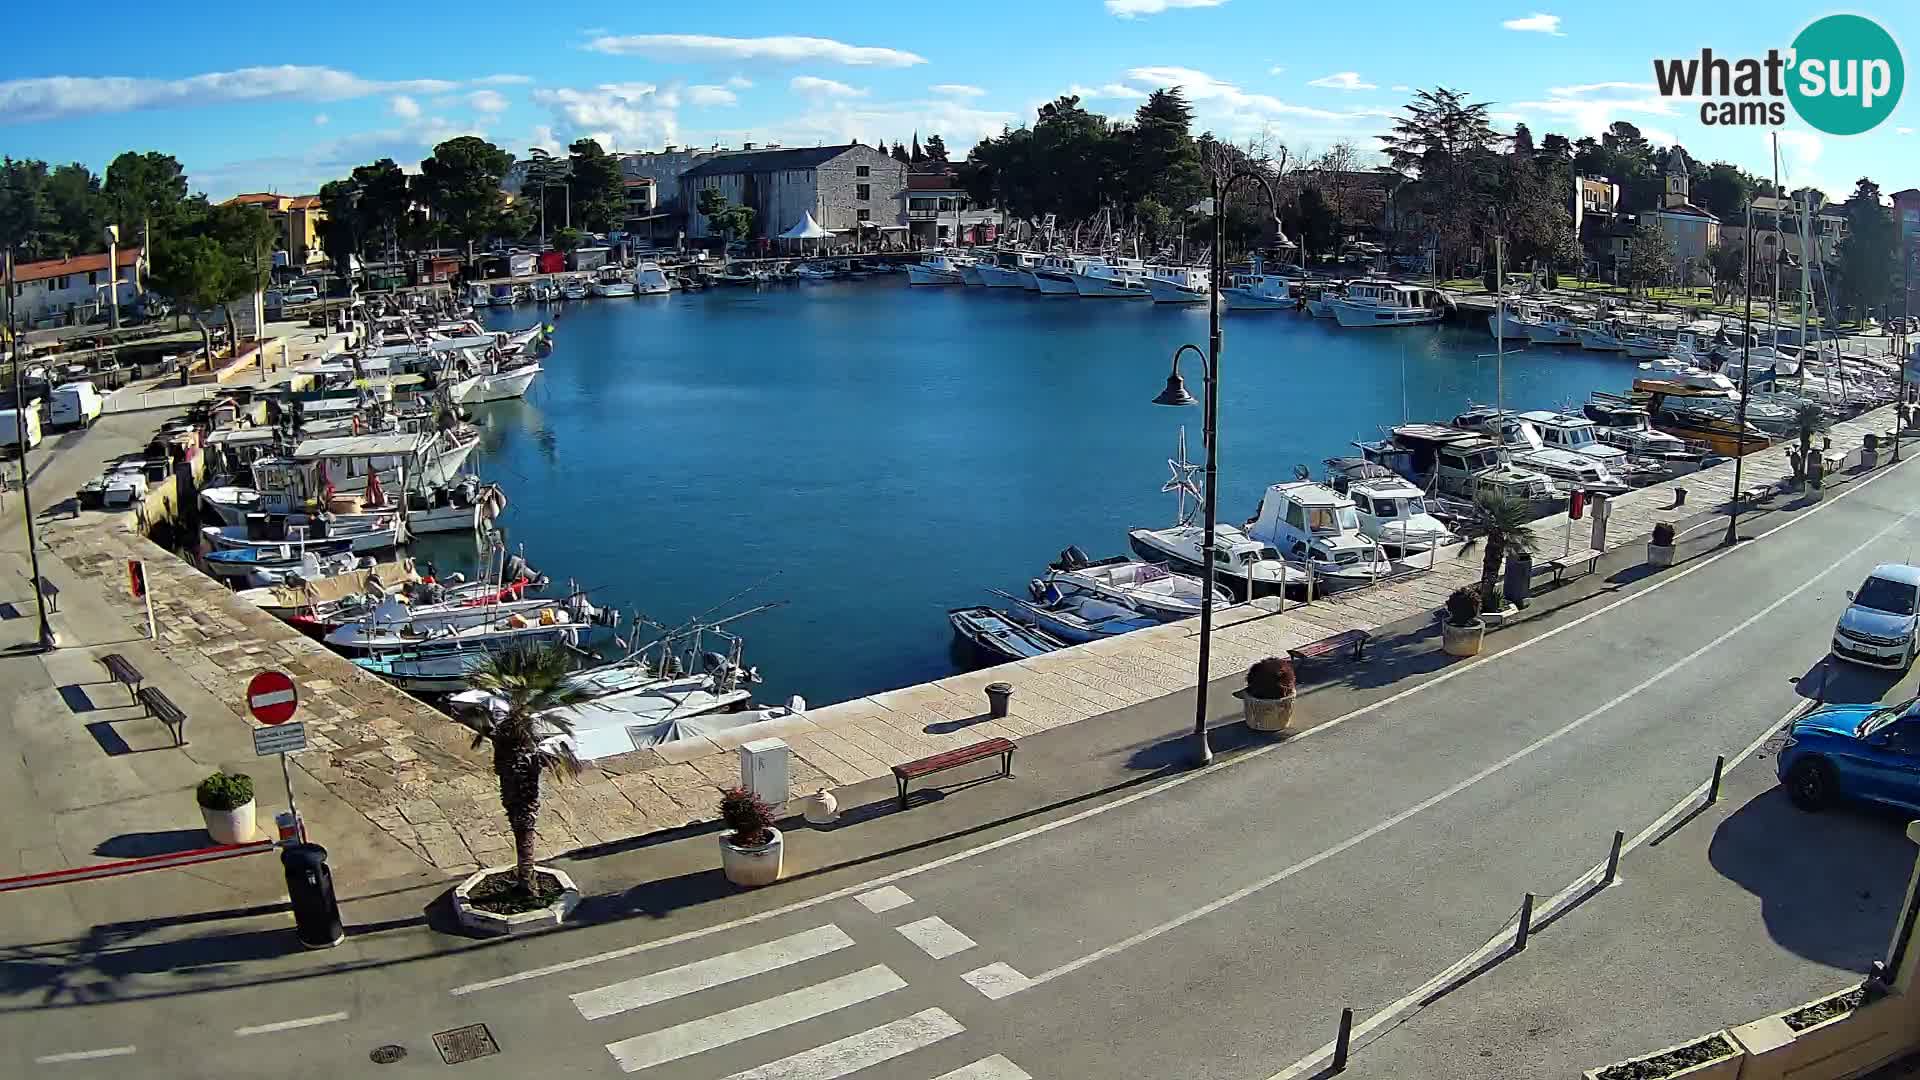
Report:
891,142,911,164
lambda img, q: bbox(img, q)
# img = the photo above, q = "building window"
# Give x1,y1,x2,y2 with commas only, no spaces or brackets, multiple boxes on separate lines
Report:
856,184,871,201
54,275,69,290
857,209,872,222
88,271,99,285
856,165,870,178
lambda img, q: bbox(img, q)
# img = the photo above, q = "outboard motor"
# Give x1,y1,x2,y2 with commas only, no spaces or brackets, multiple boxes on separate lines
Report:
1058,546,1091,570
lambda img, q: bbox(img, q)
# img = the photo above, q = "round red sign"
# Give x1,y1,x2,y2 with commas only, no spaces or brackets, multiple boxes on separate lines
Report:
247,670,299,725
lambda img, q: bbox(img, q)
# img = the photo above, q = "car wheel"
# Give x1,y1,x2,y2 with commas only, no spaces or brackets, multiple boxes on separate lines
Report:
1786,758,1836,811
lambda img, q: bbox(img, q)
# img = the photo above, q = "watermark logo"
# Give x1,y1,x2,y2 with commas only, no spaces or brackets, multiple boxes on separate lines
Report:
1652,14,1904,135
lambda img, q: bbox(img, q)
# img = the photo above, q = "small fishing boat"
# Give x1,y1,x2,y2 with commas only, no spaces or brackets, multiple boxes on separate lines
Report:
322,591,586,653
1245,480,1397,587
1070,257,1151,298
590,268,636,297
977,251,1043,289
997,585,1159,644
200,516,397,556
633,262,674,294
1040,547,1229,622
1222,270,1293,310
1033,254,1102,296
1330,280,1446,328
906,251,971,286
1146,265,1211,304
948,607,1064,663
560,278,589,301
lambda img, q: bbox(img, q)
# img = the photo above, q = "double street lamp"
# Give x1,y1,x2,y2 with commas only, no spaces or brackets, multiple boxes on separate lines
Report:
1151,167,1287,768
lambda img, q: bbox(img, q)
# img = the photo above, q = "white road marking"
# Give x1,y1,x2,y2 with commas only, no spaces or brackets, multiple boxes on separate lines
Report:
895,915,977,959
1263,695,1831,1079
34,1047,136,1063
447,455,1912,998
249,689,296,708
1022,506,1915,994
716,1007,963,1080
960,962,1033,1000
233,1011,349,1037
934,1056,1035,1080
573,925,855,1021
604,965,906,1073
854,886,913,914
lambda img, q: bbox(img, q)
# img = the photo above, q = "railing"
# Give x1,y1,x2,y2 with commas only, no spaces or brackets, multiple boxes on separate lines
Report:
101,384,218,415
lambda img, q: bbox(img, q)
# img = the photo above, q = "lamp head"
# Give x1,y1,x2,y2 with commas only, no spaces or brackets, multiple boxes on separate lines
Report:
1153,368,1198,407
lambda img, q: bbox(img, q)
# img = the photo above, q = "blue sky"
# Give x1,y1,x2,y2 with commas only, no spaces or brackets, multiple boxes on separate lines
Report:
1,0,1914,203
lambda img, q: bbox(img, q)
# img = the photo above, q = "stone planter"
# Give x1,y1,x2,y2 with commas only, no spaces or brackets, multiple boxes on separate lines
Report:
720,827,784,887
1728,985,1885,1080
201,800,257,845
801,789,839,826
1581,1031,1741,1080
452,866,581,936
1647,543,1675,568
1441,620,1484,657
1481,604,1519,628
1862,449,1880,470
1236,690,1296,733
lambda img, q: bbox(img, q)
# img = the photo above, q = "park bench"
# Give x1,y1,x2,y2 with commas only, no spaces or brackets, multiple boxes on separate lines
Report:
35,576,58,613
893,737,1015,810
98,653,144,703
1287,628,1371,666
135,686,187,747
1544,548,1605,584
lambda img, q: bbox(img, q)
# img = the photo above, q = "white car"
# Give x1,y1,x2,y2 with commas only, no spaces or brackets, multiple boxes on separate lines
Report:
282,286,320,305
1831,563,1920,670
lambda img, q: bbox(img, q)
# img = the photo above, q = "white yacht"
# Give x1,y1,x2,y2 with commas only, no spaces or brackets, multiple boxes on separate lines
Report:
1517,410,1632,470
1452,407,1630,494
560,278,589,301
448,349,541,405
1330,280,1445,327
1070,257,1150,298
1582,396,1698,459
633,262,673,295
1222,271,1293,310
1040,547,1231,621
1146,265,1210,304
977,252,1042,289
1303,282,1342,318
1033,254,1103,295
906,251,971,286
1342,475,1455,556
1488,301,1532,340
590,268,636,297
1244,481,1396,587
1359,424,1564,518
1126,522,1306,598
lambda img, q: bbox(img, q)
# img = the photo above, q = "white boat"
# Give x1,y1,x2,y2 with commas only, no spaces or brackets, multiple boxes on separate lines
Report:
977,252,1042,289
351,620,587,693
999,585,1160,644
1034,254,1102,296
201,516,399,556
1452,407,1630,494
790,261,837,280
1244,481,1396,587
1330,280,1445,327
1302,283,1342,318
1040,546,1230,622
906,251,971,286
590,269,636,297
958,258,987,286
1516,410,1634,471
1582,396,1700,459
323,593,583,652
1340,475,1455,556
1126,522,1306,598
1525,308,1581,346
467,284,492,308
1360,424,1564,518
449,349,541,404
1070,257,1150,298
1221,271,1293,310
560,278,589,301
1147,265,1211,304
1576,320,1629,351
1487,302,1532,340
633,262,673,294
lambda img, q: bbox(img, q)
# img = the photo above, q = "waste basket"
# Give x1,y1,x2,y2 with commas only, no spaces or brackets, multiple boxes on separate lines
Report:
281,843,344,949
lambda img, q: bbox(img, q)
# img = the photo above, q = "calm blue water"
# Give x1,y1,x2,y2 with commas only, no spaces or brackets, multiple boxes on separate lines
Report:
433,281,1635,706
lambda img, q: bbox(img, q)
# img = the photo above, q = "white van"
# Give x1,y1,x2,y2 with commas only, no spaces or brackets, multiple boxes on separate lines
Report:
49,382,103,429
0,407,43,453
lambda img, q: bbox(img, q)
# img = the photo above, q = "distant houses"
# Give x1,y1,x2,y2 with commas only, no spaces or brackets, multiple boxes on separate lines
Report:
677,143,907,245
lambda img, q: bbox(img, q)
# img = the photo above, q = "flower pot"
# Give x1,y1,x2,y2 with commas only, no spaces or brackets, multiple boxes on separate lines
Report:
1647,543,1675,568
201,799,257,844
1441,620,1484,657
985,681,1014,719
720,827,784,887
801,789,839,826
1237,690,1296,733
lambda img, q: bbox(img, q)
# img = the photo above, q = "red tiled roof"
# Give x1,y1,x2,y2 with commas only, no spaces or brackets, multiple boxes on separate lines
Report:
285,195,322,210
226,192,284,206
7,248,144,284
907,173,961,191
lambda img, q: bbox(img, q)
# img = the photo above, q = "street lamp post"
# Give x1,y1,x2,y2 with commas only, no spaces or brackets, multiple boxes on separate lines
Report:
1152,167,1287,768
1727,203,1757,547
5,248,57,651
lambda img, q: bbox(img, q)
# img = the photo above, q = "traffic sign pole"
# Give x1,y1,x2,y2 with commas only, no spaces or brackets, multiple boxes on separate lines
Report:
247,671,304,842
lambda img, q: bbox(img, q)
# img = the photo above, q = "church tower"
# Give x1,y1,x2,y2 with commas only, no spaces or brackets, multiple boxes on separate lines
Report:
1664,150,1691,209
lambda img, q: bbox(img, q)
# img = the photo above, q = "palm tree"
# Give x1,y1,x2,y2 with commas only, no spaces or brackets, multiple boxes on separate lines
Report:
462,646,592,895
1473,489,1538,609
1792,401,1826,483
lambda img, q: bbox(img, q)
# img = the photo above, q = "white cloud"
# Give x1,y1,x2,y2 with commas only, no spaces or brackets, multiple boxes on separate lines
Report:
1307,72,1377,91
770,97,1015,152
390,94,422,119
931,83,987,98
1502,12,1565,35
473,74,534,86
1897,126,1914,135
685,84,740,107
313,113,329,126
0,65,465,124
726,75,755,89
584,33,925,67
791,75,866,99
1548,81,1655,97
1128,66,1354,121
1268,67,1287,76
533,83,679,150
1068,83,1149,101
1120,65,1392,141
1105,0,1228,17
467,90,510,114
1509,80,1675,137
1391,84,1412,92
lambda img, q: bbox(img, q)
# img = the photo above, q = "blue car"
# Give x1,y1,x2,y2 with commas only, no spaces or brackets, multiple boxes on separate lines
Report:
1776,697,1920,812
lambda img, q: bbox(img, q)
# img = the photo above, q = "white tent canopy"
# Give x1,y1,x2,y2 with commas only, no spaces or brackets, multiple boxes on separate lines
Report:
778,212,837,240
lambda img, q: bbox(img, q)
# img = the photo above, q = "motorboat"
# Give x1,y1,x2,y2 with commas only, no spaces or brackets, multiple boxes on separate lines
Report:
202,538,360,579
1221,271,1292,310
1577,320,1629,351
1338,472,1456,556
1487,302,1533,340
958,257,987,286
906,251,971,286
1126,521,1306,598
995,585,1158,644
1302,282,1342,318
239,551,369,591
1330,280,1445,327
234,558,418,621
1516,410,1642,475
1582,394,1705,460
633,262,673,294
948,607,1064,663
1146,265,1210,304
447,348,541,404
590,268,636,297
715,264,765,286
790,261,837,280
977,252,1043,289
323,590,586,653
351,619,588,693
1358,424,1564,518
1244,481,1396,587
1452,406,1631,495
1041,546,1229,622
200,513,399,556
1033,254,1103,296
1070,257,1150,298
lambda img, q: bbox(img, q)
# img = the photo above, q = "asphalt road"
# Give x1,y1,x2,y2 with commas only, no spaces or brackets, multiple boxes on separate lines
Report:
6,454,1919,1079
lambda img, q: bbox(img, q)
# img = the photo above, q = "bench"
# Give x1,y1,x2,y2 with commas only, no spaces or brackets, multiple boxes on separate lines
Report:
135,686,187,746
893,737,1015,810
35,576,58,613
98,653,144,703
1288,629,1370,665
1545,548,1605,583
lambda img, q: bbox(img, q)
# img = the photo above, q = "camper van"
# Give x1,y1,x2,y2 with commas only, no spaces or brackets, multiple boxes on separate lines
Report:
49,382,103,429
0,407,43,455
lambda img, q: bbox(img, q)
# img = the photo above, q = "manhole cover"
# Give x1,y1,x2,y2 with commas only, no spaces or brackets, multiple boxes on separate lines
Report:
433,1024,499,1065
369,1045,408,1065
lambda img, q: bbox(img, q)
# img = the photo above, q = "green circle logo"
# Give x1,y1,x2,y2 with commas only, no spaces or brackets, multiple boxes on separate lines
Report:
1787,14,1904,135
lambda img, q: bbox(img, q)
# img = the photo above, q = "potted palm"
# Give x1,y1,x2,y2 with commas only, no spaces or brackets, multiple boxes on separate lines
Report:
1474,490,1536,620
1237,656,1297,733
1443,586,1485,656
449,645,591,934
197,771,257,844
1648,521,1677,568
719,787,784,887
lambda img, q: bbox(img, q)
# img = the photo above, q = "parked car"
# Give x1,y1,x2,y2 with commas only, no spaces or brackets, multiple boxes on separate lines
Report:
1777,697,1920,812
49,381,103,429
282,285,320,305
1830,564,1920,670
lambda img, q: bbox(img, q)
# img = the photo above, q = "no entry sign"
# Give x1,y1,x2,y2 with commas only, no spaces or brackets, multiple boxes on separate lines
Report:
247,670,299,725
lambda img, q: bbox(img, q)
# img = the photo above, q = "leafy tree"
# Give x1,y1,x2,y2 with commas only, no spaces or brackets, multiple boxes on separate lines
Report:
1539,133,1572,158
1379,87,1502,276
460,647,592,897
1706,239,1747,305
1493,153,1573,270
891,142,910,164
1510,123,1535,156
147,234,248,361
1695,162,1759,222
413,136,514,254
923,134,949,166
316,180,361,275
348,158,411,260
1296,185,1337,259
1624,218,1676,291
1833,177,1897,319
696,187,755,242
567,138,625,233
552,227,582,253
0,158,52,259
102,151,190,240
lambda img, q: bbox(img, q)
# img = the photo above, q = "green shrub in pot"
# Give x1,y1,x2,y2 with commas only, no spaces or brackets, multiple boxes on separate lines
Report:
1446,586,1483,627
196,771,254,812
1246,656,1296,700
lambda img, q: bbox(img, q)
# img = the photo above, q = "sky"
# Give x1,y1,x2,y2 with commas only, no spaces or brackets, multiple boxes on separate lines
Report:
1,0,1916,204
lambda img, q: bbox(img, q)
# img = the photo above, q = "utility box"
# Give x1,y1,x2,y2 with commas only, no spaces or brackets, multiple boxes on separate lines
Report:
740,738,790,807
1589,493,1612,551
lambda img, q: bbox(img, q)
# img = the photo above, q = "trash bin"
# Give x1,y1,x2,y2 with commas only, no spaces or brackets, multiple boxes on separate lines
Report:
281,842,345,949
1503,552,1533,610
985,682,1014,719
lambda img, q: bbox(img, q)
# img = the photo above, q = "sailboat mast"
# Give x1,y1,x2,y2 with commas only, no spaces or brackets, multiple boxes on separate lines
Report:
1495,236,1506,416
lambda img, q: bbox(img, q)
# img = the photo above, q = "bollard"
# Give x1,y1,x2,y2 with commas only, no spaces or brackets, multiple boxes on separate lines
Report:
1515,893,1534,951
1707,755,1725,804
1602,830,1624,886
1331,1007,1354,1073
1670,486,1687,509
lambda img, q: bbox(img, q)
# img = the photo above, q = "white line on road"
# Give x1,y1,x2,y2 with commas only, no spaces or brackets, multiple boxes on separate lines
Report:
716,1007,964,1080
33,1047,136,1064
604,965,906,1073
854,886,914,914
934,1055,1035,1080
895,915,977,959
447,456,1911,998
1020,506,1915,994
233,1011,349,1037
573,925,855,1021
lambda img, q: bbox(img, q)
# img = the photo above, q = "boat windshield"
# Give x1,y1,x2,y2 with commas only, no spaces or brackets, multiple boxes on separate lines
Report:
1564,426,1595,447
1854,574,1919,616
1259,545,1283,561
1308,506,1360,534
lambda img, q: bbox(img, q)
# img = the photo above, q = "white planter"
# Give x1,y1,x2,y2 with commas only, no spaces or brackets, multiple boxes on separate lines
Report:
720,827,784,887
1237,690,1296,733
1481,604,1518,627
1648,543,1675,568
451,865,581,936
201,800,257,844
802,789,840,825
1441,621,1484,657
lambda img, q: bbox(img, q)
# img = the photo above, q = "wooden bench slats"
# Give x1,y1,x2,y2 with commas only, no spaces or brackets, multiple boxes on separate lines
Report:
98,653,144,703
1545,549,1605,584
1288,629,1370,663
135,686,187,747
892,737,1015,809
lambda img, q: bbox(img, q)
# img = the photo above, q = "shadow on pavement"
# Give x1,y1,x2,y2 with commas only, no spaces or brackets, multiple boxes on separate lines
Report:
94,831,211,859
56,684,97,714
1802,657,1905,705
1707,788,1909,970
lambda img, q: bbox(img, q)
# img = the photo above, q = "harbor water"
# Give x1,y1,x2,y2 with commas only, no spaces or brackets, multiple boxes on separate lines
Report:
432,280,1635,707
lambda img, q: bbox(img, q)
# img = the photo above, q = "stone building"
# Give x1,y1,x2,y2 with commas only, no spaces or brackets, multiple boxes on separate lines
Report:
678,144,906,242
1647,152,1719,282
